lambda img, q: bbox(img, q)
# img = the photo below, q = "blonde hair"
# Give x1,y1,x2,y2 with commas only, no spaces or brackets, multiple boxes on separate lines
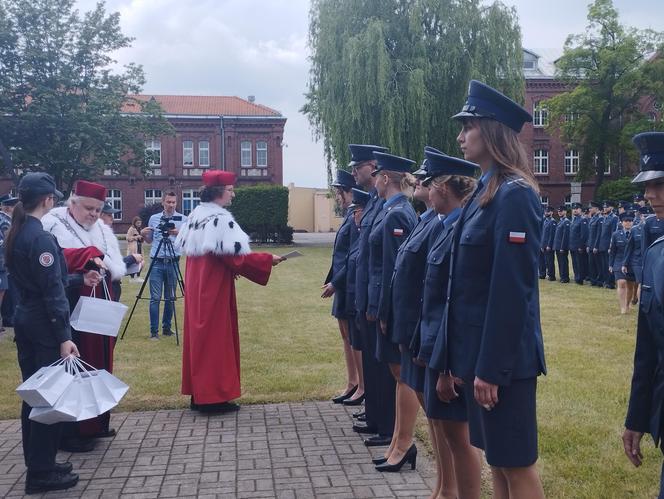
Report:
382,171,416,196
430,175,477,204
466,118,539,207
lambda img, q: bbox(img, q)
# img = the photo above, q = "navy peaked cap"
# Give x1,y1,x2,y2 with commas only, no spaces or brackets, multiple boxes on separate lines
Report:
18,172,63,201
589,200,602,208
422,151,480,186
452,80,532,133
331,169,356,189
639,206,650,214
371,152,415,176
414,146,446,177
350,187,371,207
348,144,388,167
603,200,616,208
557,205,567,211
632,132,664,183
0,194,18,206
633,193,645,201
571,202,583,209
620,211,635,222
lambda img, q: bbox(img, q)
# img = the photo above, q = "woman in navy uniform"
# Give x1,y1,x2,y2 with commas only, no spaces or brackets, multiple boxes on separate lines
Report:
374,148,443,472
6,173,94,494
624,132,664,497
430,80,546,498
366,152,418,469
610,211,635,314
322,169,361,404
624,205,647,303
416,150,482,499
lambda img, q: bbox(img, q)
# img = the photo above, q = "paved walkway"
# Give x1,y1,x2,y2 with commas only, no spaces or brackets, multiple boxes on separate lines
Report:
0,402,434,498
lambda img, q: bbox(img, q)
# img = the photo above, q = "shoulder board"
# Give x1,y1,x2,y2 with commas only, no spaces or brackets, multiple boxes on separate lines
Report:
653,235,664,246
505,176,529,188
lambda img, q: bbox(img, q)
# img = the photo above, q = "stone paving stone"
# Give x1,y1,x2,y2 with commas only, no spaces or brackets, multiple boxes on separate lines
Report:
0,402,434,498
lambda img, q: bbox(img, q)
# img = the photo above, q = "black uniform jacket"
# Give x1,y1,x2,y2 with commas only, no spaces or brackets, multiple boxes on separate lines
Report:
355,190,384,314
325,207,354,289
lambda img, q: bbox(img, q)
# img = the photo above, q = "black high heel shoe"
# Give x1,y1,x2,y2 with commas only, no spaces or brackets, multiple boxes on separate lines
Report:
342,393,365,406
372,456,388,465
374,444,417,472
331,385,358,404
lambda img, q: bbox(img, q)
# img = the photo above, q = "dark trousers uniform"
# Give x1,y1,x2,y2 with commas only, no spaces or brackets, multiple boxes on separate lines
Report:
373,322,396,436
599,251,613,287
538,250,546,278
358,314,379,429
588,251,600,285
15,314,62,472
570,249,588,283
544,249,556,280
556,250,570,282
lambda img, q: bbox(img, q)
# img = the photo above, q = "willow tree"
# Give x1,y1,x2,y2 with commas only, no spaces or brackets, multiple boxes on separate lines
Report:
302,0,524,182
546,0,664,196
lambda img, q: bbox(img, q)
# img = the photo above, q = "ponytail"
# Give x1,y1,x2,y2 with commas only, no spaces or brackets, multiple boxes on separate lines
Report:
4,196,46,268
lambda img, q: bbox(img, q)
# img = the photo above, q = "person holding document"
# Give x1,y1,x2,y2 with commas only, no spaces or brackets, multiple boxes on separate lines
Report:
177,170,283,413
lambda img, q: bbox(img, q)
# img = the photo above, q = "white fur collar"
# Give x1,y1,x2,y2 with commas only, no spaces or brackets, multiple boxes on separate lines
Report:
176,202,251,257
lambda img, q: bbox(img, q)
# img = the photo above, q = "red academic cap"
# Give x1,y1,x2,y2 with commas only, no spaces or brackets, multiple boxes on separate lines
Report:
73,180,106,201
202,170,236,186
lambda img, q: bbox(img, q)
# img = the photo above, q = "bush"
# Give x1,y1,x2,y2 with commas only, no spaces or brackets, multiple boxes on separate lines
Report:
596,177,642,202
231,184,293,244
139,202,163,227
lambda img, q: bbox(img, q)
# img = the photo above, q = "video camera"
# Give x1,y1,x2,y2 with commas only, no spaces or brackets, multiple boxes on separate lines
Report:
157,215,183,236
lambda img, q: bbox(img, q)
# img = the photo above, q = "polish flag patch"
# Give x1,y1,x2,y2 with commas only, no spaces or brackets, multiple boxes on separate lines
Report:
393,228,404,236
508,231,526,244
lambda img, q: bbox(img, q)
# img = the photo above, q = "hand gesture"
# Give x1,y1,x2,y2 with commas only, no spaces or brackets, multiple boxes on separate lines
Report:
83,270,103,287
60,340,80,359
272,255,284,266
474,376,499,410
622,429,644,467
321,283,335,298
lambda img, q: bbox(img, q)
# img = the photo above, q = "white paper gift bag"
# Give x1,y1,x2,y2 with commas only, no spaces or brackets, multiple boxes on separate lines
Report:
69,280,128,337
71,358,128,410
94,370,129,403
16,358,75,407
29,380,82,424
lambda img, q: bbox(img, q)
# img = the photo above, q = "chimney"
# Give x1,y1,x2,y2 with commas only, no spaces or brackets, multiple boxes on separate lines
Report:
247,95,255,103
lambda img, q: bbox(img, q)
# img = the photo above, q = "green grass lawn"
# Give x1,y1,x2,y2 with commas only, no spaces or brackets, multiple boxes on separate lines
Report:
0,246,659,497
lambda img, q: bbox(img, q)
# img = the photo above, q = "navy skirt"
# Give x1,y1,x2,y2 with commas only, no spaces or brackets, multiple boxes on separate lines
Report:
633,265,643,284
331,289,347,318
423,368,467,422
375,323,401,364
613,269,635,282
464,377,539,467
348,317,363,351
400,349,425,392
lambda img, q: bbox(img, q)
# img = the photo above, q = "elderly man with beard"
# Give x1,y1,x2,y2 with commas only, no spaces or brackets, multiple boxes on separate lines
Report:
41,180,126,451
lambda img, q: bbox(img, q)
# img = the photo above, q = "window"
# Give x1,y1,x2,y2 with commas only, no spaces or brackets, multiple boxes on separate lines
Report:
604,157,611,175
106,189,122,221
182,189,200,216
240,141,252,167
256,141,267,167
533,149,549,175
564,150,579,175
564,194,572,207
145,139,161,166
565,111,579,122
540,195,549,207
144,189,162,206
533,101,548,127
199,140,210,167
523,60,536,70
183,140,194,167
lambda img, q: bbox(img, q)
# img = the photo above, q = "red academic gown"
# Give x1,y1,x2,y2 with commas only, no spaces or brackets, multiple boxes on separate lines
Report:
181,252,273,404
63,247,116,436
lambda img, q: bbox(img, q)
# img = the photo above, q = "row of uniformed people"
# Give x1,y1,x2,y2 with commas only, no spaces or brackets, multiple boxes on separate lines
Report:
324,80,547,497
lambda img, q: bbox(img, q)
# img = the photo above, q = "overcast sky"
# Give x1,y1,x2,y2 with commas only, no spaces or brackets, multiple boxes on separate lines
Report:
77,0,664,188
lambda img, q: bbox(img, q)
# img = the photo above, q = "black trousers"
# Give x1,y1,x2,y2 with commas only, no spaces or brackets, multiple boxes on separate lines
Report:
599,251,612,287
545,250,556,280
538,250,546,278
588,250,600,285
373,322,396,437
358,313,379,430
556,251,570,282
14,318,62,472
571,249,588,283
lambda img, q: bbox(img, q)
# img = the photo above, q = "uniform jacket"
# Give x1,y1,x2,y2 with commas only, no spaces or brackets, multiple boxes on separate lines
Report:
388,209,442,345
542,216,556,250
355,189,384,314
642,216,664,255
587,213,603,250
625,236,664,446
429,173,546,385
570,215,589,251
624,222,644,271
367,193,417,320
324,207,354,290
609,228,629,269
344,219,361,318
553,216,571,251
599,212,618,252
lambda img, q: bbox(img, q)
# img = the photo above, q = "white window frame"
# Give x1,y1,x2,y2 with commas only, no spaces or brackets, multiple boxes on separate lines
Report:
564,194,572,207
540,195,549,206
533,101,549,128
106,189,122,221
256,141,267,167
183,140,194,167
533,149,549,175
199,140,210,167
240,141,252,167
564,149,580,175
144,189,163,206
182,189,200,216
145,139,161,167
604,157,611,175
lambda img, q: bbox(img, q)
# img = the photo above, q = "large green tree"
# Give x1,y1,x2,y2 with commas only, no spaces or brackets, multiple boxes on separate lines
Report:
546,0,664,196
0,0,172,191
302,0,524,182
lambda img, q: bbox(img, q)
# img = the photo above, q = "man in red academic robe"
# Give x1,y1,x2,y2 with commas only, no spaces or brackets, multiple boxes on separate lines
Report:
176,170,283,412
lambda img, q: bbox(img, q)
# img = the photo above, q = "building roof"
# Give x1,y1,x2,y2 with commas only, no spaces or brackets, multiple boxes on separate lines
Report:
523,48,564,79
122,95,282,117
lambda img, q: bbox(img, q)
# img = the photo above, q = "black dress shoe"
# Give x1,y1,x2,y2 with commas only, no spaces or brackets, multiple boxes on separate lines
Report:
357,414,367,422
352,410,365,419
53,462,73,474
352,423,377,434
197,402,241,413
372,456,388,465
25,471,79,494
162,328,174,336
364,435,392,447
332,385,358,404
59,437,95,453
342,393,365,406
89,428,116,439
375,444,417,472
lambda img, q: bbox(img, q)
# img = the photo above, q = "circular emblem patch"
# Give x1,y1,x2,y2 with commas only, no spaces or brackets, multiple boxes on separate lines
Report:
39,252,54,267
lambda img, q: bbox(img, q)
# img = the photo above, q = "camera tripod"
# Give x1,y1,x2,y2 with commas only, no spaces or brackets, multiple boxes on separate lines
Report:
120,233,185,345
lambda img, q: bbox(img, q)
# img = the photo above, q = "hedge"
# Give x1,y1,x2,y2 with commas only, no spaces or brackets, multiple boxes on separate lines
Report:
231,184,293,244
595,177,642,202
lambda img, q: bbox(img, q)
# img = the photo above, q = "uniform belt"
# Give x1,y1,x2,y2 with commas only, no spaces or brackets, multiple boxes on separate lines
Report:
153,256,180,262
